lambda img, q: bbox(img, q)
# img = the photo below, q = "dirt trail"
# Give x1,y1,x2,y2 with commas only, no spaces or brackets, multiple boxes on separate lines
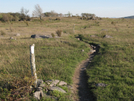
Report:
72,45,99,101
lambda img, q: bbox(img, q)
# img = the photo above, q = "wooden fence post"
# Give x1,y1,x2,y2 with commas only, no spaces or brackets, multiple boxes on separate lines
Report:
30,44,37,88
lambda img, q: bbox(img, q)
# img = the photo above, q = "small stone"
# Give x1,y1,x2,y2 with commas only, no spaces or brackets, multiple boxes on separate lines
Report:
90,49,96,53
49,87,66,93
34,90,44,100
96,83,107,87
103,35,113,38
16,33,20,36
78,38,80,40
58,81,67,86
67,85,73,90
81,49,84,52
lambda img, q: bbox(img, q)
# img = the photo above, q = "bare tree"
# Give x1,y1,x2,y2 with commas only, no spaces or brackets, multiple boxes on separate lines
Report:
32,4,43,20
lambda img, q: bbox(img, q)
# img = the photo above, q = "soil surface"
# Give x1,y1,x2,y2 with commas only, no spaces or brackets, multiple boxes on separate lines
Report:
72,45,99,101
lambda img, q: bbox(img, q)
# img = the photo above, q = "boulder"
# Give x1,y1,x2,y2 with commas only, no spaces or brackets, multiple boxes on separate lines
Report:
49,87,66,93
34,90,44,100
31,34,52,39
46,79,59,87
58,81,67,86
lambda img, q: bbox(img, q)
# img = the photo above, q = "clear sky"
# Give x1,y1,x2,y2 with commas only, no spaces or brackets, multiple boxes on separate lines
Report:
0,0,134,18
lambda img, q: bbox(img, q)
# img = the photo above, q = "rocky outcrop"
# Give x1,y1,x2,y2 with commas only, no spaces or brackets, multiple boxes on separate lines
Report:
33,79,71,100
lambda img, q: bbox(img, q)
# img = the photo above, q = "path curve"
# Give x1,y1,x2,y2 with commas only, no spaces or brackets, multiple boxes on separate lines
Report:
72,45,99,101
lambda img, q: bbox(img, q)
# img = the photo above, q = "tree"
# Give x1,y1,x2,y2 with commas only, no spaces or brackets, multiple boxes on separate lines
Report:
32,4,43,20
20,7,30,21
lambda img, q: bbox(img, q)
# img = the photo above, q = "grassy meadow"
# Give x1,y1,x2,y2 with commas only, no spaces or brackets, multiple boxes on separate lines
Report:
0,17,134,100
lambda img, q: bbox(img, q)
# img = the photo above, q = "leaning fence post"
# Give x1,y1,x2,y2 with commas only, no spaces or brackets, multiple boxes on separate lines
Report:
30,44,37,88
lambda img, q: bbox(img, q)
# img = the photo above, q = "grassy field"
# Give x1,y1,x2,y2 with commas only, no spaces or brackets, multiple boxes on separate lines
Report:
0,17,134,100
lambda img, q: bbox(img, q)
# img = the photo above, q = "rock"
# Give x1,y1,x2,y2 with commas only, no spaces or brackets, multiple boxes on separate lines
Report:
37,79,44,87
16,33,20,36
36,87,43,91
77,38,80,40
96,83,107,87
34,90,44,100
81,49,84,52
90,49,96,53
67,85,73,90
49,87,66,93
31,34,51,39
103,35,112,38
39,83,46,88
58,81,67,86
46,79,59,87
10,37,16,40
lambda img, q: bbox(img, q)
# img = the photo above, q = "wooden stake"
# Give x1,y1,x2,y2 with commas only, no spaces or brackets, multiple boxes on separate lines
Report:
30,44,37,88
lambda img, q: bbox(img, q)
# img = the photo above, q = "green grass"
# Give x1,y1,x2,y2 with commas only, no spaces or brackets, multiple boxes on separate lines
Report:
0,36,90,100
79,28,134,100
0,17,134,100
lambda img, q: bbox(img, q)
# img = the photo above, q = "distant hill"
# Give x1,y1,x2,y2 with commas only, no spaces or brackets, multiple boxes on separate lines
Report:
123,15,134,19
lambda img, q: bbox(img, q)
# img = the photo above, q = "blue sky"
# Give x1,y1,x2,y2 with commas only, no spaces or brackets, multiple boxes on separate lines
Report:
0,0,134,17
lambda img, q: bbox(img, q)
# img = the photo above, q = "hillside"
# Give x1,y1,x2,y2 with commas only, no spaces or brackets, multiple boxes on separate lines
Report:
124,15,134,19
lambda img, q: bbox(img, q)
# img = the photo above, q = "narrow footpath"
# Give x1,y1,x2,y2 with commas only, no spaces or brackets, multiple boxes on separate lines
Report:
72,44,99,101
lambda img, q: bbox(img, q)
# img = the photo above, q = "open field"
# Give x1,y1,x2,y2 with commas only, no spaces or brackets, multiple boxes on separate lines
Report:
0,17,134,100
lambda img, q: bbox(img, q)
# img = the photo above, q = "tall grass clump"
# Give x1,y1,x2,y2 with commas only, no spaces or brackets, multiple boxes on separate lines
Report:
1,30,6,35
56,29,62,37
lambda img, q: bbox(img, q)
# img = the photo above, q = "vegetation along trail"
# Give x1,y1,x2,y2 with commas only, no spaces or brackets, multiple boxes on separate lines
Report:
72,44,100,101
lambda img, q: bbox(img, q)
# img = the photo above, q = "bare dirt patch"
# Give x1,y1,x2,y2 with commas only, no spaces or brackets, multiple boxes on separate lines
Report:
72,46,98,101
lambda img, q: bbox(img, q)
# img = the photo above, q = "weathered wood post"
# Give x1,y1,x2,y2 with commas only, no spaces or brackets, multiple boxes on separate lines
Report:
30,44,37,88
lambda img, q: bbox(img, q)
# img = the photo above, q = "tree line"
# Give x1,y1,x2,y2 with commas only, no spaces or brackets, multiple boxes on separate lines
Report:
0,4,98,22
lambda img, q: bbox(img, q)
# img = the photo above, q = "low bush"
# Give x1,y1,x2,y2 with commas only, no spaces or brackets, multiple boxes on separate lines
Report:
56,30,62,37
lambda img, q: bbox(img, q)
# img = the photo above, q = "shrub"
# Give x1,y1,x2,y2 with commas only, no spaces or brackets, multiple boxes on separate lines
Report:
51,33,55,38
1,30,6,35
56,30,62,37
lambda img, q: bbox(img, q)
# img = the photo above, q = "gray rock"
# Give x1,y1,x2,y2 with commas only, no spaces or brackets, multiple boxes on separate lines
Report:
16,33,20,36
58,81,67,86
37,79,44,87
46,80,59,87
36,87,43,91
81,49,84,52
96,83,107,87
77,38,80,40
49,87,66,93
103,35,112,38
10,37,16,40
34,90,44,100
31,34,51,39
39,83,46,88
90,49,96,53
67,85,73,90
